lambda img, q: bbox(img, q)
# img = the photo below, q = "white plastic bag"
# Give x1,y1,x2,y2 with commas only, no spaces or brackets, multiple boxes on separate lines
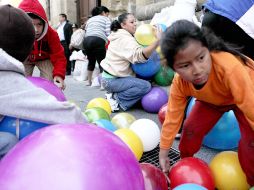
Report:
73,59,88,81
168,0,197,26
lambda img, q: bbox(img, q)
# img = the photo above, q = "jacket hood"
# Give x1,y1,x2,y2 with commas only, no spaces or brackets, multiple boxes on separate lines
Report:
0,49,25,75
19,0,48,41
108,29,133,42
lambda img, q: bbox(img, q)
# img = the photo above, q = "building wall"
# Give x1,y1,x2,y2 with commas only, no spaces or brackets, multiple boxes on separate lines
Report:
0,0,206,26
49,0,76,27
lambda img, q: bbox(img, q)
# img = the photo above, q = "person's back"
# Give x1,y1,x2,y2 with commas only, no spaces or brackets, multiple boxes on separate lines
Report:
82,6,111,86
0,4,86,158
85,15,111,43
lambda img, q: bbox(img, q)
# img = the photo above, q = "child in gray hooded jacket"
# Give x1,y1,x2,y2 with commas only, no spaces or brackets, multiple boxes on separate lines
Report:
0,5,86,158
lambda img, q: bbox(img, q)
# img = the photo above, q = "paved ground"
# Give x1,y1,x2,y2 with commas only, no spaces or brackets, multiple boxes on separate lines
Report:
63,74,220,164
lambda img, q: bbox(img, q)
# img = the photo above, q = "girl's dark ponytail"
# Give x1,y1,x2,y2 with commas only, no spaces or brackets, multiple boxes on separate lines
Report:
110,20,121,32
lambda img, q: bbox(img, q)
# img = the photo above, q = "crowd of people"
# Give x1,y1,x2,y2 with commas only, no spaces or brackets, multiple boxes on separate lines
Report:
0,0,254,186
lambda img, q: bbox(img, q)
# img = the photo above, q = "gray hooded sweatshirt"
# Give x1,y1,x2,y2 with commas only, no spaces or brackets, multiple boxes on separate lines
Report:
0,48,86,124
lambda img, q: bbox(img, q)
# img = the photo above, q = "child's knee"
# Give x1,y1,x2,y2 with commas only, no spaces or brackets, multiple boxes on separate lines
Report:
143,81,151,93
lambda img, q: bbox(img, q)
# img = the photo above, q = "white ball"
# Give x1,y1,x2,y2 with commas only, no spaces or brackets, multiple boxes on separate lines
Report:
129,119,160,152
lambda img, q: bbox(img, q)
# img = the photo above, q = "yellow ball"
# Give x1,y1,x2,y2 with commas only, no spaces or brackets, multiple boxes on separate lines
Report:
111,113,136,129
156,46,164,59
114,128,143,160
135,24,157,46
86,97,111,115
209,151,250,190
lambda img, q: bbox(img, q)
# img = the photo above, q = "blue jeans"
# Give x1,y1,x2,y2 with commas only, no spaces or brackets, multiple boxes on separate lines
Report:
101,76,151,111
0,132,18,158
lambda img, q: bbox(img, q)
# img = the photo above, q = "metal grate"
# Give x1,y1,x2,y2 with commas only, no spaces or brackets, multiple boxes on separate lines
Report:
139,146,180,190
139,145,180,167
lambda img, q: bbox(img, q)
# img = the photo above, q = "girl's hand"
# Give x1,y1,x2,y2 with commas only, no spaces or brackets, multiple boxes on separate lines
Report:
54,76,66,90
159,148,171,174
153,24,163,40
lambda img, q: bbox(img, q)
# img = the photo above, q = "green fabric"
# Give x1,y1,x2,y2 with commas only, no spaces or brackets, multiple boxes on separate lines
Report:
102,71,116,79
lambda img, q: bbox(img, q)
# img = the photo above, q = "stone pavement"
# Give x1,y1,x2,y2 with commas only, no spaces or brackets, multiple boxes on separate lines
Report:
63,75,220,164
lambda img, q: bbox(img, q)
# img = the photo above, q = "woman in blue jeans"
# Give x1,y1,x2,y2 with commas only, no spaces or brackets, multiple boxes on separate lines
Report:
100,13,162,111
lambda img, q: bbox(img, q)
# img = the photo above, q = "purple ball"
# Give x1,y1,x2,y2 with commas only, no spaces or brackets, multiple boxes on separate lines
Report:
27,76,66,101
141,87,168,113
0,124,145,190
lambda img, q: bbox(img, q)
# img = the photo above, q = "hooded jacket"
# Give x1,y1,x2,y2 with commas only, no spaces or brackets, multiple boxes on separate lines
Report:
100,29,146,77
0,48,86,125
19,0,66,79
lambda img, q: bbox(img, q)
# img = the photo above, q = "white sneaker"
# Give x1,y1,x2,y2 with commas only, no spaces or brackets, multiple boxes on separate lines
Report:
105,93,120,112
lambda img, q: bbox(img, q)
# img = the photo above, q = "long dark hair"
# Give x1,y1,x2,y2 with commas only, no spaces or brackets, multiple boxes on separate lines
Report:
161,20,247,69
110,13,132,32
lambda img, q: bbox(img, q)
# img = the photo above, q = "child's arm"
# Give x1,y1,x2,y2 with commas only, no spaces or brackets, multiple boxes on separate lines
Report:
159,78,188,173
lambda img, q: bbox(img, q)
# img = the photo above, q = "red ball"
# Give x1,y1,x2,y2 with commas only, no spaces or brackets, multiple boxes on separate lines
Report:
158,103,167,125
169,157,215,190
140,163,168,190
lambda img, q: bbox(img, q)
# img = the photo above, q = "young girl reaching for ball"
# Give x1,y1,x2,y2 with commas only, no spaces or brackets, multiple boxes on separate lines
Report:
159,20,254,186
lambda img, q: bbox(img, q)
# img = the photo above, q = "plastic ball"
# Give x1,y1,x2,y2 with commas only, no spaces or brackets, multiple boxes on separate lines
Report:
114,128,143,160
0,116,48,140
154,66,174,86
203,111,240,150
141,87,168,113
132,51,161,78
140,163,168,190
84,107,110,123
156,46,164,59
158,103,167,125
130,119,160,152
0,124,145,190
135,24,157,46
157,23,167,32
27,76,66,101
169,157,215,190
111,113,136,129
93,119,117,132
86,97,112,115
209,151,250,190
173,183,208,190
186,98,241,150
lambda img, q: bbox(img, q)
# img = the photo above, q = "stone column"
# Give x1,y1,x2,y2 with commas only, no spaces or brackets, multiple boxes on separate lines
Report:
135,0,175,21
50,0,76,27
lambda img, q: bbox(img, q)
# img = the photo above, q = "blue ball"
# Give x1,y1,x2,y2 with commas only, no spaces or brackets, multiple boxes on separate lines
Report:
93,119,117,132
0,116,48,140
173,183,207,190
186,98,241,150
132,51,160,78
203,110,240,150
157,23,167,32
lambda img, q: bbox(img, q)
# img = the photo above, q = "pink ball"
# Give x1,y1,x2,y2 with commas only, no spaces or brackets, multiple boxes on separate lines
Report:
0,124,145,190
27,76,66,101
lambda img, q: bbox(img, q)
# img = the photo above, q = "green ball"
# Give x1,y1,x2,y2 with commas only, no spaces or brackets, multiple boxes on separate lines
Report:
154,66,174,86
250,187,254,190
84,107,110,123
